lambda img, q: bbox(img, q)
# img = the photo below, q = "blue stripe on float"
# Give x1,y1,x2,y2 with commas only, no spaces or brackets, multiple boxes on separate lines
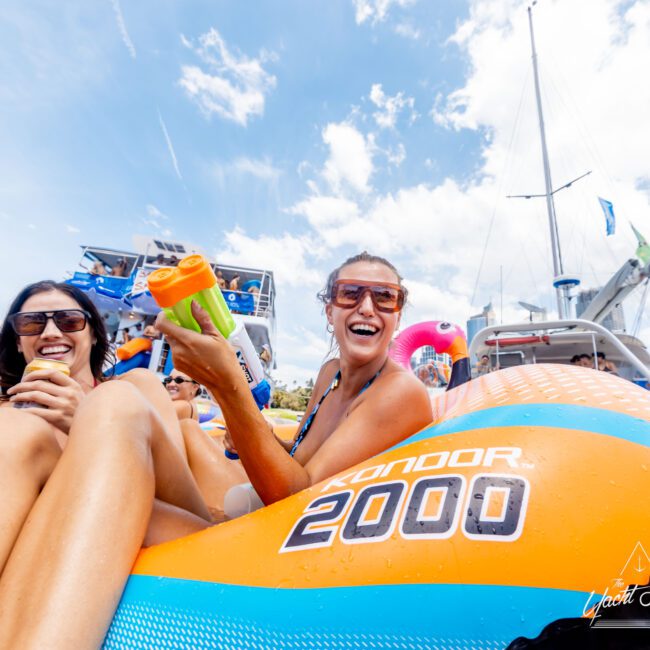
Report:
393,403,650,450
107,576,592,648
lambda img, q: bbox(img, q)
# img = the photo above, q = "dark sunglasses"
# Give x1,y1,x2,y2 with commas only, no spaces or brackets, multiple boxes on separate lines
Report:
162,376,198,386
330,279,405,313
8,309,90,336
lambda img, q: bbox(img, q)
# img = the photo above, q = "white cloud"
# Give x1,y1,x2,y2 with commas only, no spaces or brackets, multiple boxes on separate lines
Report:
179,28,277,126
146,204,170,221
289,195,360,230
394,22,421,40
369,83,416,129
384,142,406,166
109,0,136,59
65,224,80,233
352,0,417,25
157,110,183,180
215,227,323,288
231,156,281,181
322,122,375,195
142,204,173,235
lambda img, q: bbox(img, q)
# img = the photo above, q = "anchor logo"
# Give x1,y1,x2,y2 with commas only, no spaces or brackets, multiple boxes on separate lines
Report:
620,541,650,578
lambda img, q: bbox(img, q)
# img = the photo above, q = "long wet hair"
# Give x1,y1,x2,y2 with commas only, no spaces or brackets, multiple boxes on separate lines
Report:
0,281,111,394
318,251,408,358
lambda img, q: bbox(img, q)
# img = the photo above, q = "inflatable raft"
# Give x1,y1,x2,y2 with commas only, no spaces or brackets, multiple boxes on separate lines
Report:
104,364,650,648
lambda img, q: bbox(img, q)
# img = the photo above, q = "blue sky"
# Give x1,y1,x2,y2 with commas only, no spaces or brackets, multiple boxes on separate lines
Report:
2,0,649,383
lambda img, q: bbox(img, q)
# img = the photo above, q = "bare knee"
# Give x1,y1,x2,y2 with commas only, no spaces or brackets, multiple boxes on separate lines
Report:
180,418,202,439
74,381,154,443
0,410,61,484
118,368,166,396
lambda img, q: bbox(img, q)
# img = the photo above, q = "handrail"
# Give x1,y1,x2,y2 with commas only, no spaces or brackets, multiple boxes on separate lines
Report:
470,319,650,379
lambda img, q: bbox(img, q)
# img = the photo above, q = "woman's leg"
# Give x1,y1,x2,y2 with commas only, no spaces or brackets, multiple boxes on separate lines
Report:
0,409,61,575
118,368,188,461
0,380,210,650
181,420,248,519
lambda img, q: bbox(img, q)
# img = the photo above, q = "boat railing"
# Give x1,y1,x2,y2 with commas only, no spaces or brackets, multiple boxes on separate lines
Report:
212,263,275,321
470,318,650,381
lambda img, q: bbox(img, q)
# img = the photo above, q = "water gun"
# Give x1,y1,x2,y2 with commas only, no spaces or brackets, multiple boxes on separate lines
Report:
147,255,271,458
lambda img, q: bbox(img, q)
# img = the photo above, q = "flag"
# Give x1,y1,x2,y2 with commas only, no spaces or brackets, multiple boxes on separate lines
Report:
598,197,616,236
630,222,650,265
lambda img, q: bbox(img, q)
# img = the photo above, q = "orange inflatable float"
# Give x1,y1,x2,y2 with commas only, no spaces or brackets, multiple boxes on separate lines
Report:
103,365,650,648
115,337,152,361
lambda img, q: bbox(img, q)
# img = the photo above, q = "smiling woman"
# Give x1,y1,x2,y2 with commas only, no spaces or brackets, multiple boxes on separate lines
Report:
0,280,213,648
163,368,201,421
164,251,433,510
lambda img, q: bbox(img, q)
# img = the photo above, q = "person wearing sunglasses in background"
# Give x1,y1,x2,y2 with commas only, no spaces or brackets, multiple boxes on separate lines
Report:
157,251,433,513
163,370,201,421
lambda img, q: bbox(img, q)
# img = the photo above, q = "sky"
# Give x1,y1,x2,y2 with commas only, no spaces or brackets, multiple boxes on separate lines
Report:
1,0,649,384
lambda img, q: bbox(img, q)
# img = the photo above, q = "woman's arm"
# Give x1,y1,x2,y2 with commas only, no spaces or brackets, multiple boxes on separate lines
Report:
156,305,339,503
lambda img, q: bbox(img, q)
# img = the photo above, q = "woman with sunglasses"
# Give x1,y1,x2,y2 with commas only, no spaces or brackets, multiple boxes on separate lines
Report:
163,370,201,421
158,252,433,510
0,280,213,648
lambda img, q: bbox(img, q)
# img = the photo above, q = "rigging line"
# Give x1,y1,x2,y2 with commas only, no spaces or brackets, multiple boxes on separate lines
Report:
503,229,540,298
470,68,530,307
577,201,591,277
540,64,621,269
541,49,618,196
632,278,649,339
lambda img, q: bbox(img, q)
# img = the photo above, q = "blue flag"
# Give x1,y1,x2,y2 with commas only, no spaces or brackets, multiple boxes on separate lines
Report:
598,197,616,236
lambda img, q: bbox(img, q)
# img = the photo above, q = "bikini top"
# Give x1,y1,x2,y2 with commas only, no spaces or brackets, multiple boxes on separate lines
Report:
289,367,383,457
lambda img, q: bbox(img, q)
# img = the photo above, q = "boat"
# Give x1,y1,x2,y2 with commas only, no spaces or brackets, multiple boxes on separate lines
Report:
468,7,650,389
103,364,650,648
65,235,277,385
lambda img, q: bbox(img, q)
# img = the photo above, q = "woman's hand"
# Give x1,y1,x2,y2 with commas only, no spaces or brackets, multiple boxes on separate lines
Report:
7,369,87,434
155,302,244,392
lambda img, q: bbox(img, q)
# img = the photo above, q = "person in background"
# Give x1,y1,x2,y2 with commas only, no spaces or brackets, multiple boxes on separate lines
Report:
118,327,132,346
90,260,107,276
229,274,241,291
163,369,201,422
111,258,128,278
578,354,594,368
169,255,179,267
476,354,490,375
594,351,618,374
154,254,165,265
259,344,272,369
143,323,161,340
216,270,227,290
570,354,581,365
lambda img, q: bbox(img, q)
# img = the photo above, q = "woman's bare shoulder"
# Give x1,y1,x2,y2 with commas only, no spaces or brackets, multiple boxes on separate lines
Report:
364,361,432,421
173,400,193,420
313,359,340,393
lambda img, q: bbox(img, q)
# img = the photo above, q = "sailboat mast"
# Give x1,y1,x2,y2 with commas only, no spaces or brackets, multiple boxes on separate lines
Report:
527,5,568,318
